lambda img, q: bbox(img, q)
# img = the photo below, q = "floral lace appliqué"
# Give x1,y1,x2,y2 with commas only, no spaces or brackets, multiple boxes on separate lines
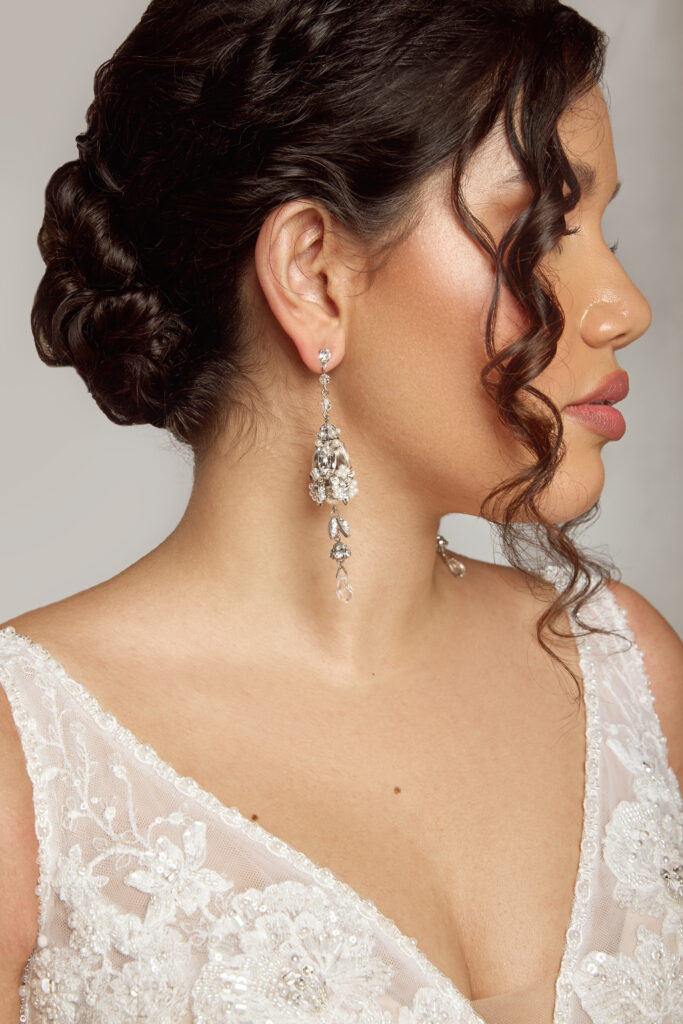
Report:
191,879,394,1022
27,834,197,1022
124,819,233,917
573,648,683,1023
574,926,683,1024
602,721,683,944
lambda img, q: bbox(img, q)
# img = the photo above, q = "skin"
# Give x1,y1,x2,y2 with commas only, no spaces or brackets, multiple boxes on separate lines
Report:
1,83,681,1015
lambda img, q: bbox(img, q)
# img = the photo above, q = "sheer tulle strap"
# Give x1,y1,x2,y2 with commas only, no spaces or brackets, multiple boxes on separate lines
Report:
0,625,54,787
539,563,631,642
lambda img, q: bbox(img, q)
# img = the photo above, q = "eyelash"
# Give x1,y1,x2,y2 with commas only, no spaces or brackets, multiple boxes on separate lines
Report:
554,238,619,256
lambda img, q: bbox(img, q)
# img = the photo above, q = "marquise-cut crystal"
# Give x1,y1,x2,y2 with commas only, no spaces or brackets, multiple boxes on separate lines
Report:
328,518,339,539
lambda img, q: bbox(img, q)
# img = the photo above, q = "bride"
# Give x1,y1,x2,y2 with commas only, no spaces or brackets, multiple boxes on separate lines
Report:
1,0,680,1021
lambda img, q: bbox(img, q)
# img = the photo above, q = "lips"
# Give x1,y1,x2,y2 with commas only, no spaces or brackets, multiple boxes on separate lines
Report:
563,370,629,441
565,370,630,407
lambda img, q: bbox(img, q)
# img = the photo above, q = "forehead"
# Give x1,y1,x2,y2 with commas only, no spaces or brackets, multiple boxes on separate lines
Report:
557,85,616,181
460,83,616,198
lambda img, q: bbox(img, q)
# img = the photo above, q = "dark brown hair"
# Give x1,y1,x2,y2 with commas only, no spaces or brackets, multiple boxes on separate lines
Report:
31,0,625,695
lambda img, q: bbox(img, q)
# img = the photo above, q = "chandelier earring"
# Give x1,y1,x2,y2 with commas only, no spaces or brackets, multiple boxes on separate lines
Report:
307,347,465,600
308,348,358,602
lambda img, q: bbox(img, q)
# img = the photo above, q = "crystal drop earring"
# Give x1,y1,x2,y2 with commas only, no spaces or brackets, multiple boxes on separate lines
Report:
436,533,466,577
308,347,358,602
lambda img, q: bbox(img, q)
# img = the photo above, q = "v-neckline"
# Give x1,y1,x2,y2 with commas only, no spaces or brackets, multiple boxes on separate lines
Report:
0,570,602,1023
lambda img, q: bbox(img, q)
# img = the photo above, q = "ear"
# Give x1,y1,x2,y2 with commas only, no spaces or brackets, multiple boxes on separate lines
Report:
254,200,358,373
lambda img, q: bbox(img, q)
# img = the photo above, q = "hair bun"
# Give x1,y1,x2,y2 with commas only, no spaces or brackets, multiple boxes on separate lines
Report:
32,159,191,428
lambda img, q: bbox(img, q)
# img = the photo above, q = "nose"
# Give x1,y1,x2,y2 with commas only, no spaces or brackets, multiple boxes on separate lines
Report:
580,271,652,350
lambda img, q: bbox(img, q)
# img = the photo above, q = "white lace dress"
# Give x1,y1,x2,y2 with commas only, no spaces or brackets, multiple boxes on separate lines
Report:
0,566,680,1024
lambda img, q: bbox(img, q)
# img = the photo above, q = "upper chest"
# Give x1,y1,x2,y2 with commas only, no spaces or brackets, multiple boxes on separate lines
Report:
31,620,587,1005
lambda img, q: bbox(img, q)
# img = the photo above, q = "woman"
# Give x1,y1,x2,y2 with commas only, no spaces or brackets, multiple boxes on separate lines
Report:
0,0,680,1021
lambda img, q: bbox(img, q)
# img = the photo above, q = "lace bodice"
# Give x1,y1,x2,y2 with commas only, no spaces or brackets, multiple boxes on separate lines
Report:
0,566,681,1024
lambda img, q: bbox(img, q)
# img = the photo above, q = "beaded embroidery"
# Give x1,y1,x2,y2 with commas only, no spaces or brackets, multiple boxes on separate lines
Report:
574,927,682,1023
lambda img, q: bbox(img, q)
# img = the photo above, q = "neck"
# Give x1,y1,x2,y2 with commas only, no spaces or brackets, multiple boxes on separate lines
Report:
139,423,459,682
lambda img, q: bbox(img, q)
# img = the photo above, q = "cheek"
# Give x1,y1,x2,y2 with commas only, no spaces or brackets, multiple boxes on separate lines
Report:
347,214,531,508
374,219,494,390
345,201,609,523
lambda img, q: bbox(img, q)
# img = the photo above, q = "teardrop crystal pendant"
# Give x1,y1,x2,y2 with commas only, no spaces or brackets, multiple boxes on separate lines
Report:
336,563,353,602
436,533,466,577
308,348,358,601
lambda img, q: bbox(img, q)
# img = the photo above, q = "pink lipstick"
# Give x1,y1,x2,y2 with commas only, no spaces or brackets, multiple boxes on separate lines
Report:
563,370,629,441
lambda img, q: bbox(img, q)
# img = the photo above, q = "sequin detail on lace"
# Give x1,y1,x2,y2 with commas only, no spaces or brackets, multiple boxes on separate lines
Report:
191,880,394,1021
602,724,683,940
574,926,683,1024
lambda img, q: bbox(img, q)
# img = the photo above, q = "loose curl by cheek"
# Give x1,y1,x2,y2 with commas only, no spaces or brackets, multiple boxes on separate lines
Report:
30,0,629,696
450,23,623,694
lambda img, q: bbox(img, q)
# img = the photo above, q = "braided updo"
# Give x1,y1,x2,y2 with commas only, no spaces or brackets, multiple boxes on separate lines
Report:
31,0,615,690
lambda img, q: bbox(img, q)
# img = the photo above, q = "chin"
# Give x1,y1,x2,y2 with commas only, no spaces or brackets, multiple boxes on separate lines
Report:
538,453,607,525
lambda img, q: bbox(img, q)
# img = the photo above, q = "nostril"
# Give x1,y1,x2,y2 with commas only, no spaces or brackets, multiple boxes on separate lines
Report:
580,297,646,349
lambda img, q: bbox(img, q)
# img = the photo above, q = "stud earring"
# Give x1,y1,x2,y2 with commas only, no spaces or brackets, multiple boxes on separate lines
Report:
308,347,358,602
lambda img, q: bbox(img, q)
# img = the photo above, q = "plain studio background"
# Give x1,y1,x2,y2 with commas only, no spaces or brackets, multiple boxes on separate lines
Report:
0,0,681,634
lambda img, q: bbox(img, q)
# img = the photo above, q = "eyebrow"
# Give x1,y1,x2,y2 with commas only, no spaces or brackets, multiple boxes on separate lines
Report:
571,159,622,203
502,163,622,203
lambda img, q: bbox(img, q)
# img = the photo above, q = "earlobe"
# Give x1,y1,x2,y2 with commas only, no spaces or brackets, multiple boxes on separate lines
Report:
254,200,346,372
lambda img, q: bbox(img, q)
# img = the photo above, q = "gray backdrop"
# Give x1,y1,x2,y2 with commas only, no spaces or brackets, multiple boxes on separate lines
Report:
1,0,681,633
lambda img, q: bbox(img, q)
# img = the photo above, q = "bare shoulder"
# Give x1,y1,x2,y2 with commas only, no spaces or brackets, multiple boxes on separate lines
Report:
0,545,155,649
0,591,100,648
607,580,683,789
0,576,137,677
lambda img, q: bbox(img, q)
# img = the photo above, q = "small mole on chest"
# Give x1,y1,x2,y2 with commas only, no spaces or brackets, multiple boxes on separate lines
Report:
393,786,401,794
251,813,259,820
